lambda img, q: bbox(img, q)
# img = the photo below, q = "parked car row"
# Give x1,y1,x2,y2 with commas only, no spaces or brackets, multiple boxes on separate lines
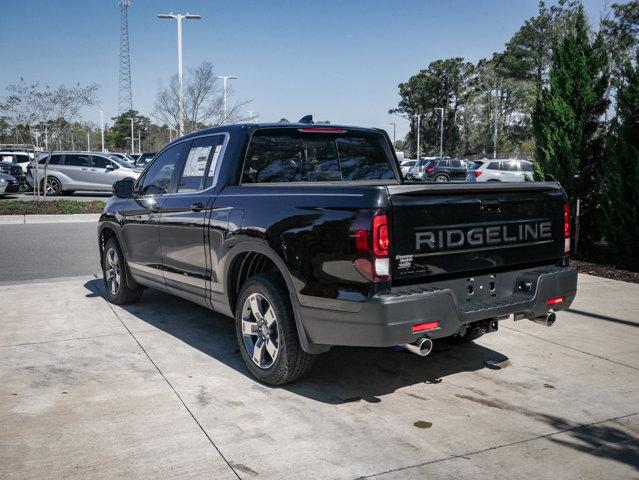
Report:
399,157,535,183
27,152,143,196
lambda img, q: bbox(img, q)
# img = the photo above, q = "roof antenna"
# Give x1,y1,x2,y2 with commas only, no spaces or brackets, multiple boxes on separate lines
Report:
298,115,314,124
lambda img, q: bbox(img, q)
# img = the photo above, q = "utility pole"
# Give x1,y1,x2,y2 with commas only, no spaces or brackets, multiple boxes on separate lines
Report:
217,75,237,124
493,88,499,159
158,12,202,137
71,131,75,150
87,130,91,151
99,110,105,152
130,117,135,154
435,107,444,158
247,111,258,123
413,114,421,159
389,122,396,145
138,130,141,154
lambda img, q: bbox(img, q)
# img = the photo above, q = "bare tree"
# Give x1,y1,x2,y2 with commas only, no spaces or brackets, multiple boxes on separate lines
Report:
0,79,98,198
154,61,249,133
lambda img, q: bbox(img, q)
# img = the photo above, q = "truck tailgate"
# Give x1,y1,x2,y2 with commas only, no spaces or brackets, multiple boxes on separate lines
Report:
387,182,567,281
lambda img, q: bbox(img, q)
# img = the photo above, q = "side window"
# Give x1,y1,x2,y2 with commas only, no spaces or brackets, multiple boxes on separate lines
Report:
439,160,450,167
521,163,533,172
138,142,188,195
91,156,112,169
487,162,500,170
64,154,90,167
16,155,30,164
502,161,519,171
451,160,462,168
177,135,222,193
39,154,62,165
1,154,14,163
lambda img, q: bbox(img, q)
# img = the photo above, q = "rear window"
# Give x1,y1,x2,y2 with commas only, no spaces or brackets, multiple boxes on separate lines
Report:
39,154,62,165
521,163,533,172
468,162,483,171
242,129,396,183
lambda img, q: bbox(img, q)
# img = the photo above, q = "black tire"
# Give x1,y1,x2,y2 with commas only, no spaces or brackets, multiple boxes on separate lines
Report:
235,272,315,385
434,174,449,182
40,176,62,196
102,238,143,305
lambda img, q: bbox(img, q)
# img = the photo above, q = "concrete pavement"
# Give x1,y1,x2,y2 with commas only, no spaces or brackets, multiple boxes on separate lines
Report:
0,274,637,479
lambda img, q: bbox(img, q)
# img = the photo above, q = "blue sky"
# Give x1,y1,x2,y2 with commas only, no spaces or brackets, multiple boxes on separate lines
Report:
1,0,608,139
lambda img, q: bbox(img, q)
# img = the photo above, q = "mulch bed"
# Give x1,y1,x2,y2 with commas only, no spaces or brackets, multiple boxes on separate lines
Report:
0,200,106,215
572,259,639,284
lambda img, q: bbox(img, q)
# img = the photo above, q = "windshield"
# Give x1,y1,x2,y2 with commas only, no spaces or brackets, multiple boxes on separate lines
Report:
110,155,135,168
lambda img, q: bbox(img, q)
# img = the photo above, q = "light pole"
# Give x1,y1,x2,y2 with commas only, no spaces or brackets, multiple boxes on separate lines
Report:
168,126,175,142
389,122,396,145
247,111,258,123
99,110,105,152
158,12,202,137
217,75,237,124
130,117,135,154
493,88,499,159
435,107,444,158
138,130,141,154
413,114,421,159
87,130,91,151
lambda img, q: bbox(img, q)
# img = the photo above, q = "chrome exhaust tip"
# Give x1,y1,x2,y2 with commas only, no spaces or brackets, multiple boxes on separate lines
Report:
529,310,556,327
402,337,433,356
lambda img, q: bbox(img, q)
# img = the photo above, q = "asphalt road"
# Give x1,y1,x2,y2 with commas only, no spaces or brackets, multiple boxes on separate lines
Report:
0,222,101,283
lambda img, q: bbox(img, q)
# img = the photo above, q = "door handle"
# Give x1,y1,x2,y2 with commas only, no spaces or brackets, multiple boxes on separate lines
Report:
190,202,205,212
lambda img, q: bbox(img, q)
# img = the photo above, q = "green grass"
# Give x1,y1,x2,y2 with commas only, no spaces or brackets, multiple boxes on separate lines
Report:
0,200,106,215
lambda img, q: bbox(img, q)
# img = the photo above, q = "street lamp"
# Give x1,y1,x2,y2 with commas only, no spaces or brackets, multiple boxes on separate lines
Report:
98,110,105,152
158,12,202,137
413,114,421,159
389,122,396,145
434,107,444,158
216,75,237,124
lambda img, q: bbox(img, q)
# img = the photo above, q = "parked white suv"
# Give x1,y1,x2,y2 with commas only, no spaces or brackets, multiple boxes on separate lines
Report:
466,159,534,182
27,152,141,195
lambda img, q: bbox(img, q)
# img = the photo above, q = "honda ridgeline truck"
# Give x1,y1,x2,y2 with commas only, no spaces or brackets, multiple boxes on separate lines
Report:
98,118,578,385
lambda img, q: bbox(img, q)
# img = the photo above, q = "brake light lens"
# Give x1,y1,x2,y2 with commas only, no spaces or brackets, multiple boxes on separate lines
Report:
426,167,434,173
352,212,391,282
563,203,571,253
373,214,389,256
546,296,564,306
297,128,347,133
475,171,483,177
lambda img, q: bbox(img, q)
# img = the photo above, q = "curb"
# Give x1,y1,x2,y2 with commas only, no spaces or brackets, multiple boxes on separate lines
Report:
0,214,100,225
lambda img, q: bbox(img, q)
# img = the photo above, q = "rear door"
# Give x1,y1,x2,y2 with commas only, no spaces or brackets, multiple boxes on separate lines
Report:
158,135,224,303
60,154,93,189
388,183,567,281
450,159,466,181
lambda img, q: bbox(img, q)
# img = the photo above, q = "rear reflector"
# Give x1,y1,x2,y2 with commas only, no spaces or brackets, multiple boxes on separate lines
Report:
412,321,439,333
297,128,346,133
546,296,564,306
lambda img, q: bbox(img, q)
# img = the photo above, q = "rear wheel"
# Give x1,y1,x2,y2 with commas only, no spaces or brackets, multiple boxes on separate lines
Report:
434,174,449,182
235,273,315,385
102,238,143,304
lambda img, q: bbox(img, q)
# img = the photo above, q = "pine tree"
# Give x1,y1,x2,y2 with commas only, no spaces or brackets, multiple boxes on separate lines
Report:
600,54,639,265
532,7,609,217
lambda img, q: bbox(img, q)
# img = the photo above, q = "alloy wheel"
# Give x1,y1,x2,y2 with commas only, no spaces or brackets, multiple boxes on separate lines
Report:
105,248,121,295
44,177,61,195
241,293,280,369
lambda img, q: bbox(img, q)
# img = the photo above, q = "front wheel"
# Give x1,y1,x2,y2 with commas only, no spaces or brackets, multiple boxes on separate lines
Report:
40,176,62,196
102,238,143,304
235,273,315,385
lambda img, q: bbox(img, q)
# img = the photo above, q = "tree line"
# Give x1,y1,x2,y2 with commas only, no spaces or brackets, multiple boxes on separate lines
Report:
392,0,639,268
0,61,249,153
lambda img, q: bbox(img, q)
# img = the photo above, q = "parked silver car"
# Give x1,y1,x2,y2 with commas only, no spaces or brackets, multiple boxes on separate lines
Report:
0,172,19,196
27,152,141,195
466,159,534,182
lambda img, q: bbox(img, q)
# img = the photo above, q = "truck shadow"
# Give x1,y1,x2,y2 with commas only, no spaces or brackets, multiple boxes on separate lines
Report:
87,280,509,405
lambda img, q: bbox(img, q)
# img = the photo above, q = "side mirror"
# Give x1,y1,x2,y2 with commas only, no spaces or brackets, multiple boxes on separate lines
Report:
113,178,135,198
106,164,116,171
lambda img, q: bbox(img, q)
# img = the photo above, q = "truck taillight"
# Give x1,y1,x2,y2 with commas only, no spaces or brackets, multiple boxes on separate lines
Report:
353,212,391,282
563,202,571,254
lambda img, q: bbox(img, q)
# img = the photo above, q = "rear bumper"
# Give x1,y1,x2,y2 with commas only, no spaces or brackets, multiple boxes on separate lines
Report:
300,265,577,348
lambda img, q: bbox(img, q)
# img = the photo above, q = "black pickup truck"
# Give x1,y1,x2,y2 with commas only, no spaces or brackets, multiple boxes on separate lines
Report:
98,119,577,385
